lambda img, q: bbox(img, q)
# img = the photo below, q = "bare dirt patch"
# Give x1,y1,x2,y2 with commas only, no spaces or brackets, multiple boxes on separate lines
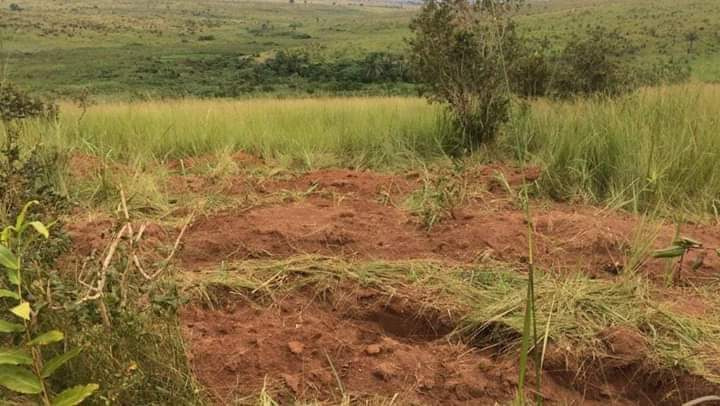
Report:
182,291,591,405
266,168,416,198
181,288,718,405
179,167,720,280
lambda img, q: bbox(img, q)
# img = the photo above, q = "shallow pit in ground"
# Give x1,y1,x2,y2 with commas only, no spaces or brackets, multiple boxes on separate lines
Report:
180,287,719,405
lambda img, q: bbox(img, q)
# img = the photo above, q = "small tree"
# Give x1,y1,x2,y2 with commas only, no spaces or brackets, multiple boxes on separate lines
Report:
408,0,522,152
552,27,637,98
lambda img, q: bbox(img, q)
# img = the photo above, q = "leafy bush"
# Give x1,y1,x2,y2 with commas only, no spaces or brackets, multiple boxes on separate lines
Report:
551,27,639,98
0,202,98,405
0,83,69,266
408,0,521,151
0,82,58,122
508,40,553,98
1,83,66,224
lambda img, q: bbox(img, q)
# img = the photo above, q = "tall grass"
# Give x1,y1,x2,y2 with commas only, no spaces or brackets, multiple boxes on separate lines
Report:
505,84,720,215
11,84,720,214
46,97,447,168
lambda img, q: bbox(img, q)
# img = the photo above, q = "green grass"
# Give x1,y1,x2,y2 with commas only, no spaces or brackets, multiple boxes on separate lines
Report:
42,97,447,168
505,84,720,216
1,0,415,98
518,0,720,79
13,83,717,216
3,0,720,98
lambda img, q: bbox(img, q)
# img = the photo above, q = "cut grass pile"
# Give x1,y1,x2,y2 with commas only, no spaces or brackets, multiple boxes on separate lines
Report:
183,256,720,386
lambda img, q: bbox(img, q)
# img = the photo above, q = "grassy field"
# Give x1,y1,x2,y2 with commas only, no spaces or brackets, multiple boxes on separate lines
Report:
22,83,718,217
47,97,444,167
2,1,720,404
2,0,720,97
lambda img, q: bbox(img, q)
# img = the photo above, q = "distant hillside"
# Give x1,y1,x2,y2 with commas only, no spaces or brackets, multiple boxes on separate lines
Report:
2,0,718,98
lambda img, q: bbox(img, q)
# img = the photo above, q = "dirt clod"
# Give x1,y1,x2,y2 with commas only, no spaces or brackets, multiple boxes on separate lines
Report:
365,344,382,355
372,362,397,381
288,340,305,355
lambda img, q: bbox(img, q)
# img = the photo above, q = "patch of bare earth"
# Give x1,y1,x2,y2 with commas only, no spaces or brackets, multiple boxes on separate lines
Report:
179,167,720,282
64,161,720,404
182,289,718,405
182,291,597,405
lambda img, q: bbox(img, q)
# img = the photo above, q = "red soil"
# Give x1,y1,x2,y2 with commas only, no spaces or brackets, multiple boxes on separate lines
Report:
179,167,720,281
182,291,603,405
64,156,720,404
183,288,718,405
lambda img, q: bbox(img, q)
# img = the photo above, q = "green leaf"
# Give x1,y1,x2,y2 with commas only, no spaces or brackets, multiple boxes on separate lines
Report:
651,246,686,258
42,348,82,378
52,384,100,406
672,236,702,249
0,349,32,365
27,330,64,346
0,365,42,394
10,302,31,320
0,244,19,270
15,201,39,230
6,267,20,286
27,221,50,239
0,289,19,300
0,319,24,333
0,227,10,244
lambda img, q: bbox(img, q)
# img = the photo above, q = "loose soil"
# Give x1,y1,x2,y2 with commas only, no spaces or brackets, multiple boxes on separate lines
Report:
65,155,720,404
182,288,718,405
179,167,720,282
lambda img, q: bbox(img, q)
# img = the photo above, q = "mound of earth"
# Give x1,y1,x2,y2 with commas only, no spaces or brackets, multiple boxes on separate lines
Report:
179,167,720,280
182,288,719,405
183,292,582,404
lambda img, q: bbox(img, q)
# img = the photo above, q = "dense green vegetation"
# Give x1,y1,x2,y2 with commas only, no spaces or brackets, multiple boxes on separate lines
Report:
2,0,720,98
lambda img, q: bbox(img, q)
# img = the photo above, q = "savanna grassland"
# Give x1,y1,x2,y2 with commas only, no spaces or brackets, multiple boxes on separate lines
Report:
1,0,720,405
2,0,720,97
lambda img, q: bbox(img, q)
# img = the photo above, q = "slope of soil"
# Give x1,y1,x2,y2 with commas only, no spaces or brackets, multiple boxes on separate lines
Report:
179,167,720,281
63,157,720,404
182,288,719,405
183,291,591,405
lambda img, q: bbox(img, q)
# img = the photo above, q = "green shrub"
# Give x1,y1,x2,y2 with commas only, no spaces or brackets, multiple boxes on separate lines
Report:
0,83,69,266
0,82,58,122
0,83,66,225
551,27,638,98
0,202,98,405
408,0,521,151
509,40,553,98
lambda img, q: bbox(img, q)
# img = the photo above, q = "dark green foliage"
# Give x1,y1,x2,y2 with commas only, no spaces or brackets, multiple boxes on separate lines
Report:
0,83,69,263
126,50,413,97
551,27,639,98
508,40,553,98
408,0,521,150
508,27,691,100
0,82,58,122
